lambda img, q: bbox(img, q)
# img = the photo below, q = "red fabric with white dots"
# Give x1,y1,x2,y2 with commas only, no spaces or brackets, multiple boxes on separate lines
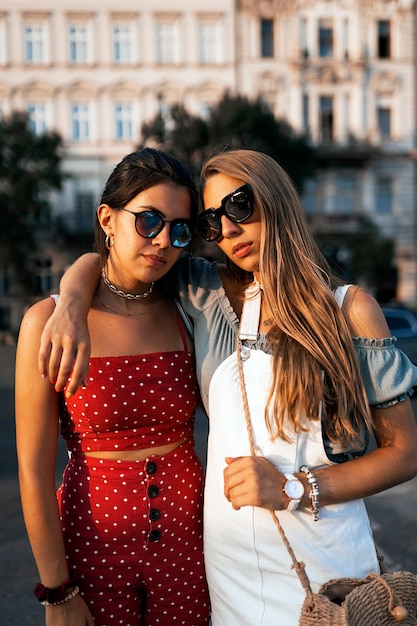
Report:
62,351,197,453
57,440,210,625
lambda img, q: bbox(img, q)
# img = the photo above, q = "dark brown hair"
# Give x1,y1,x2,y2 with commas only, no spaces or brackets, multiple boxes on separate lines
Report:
94,148,198,266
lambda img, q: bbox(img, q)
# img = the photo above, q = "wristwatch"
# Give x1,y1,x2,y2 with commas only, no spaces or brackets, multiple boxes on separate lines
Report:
283,473,304,511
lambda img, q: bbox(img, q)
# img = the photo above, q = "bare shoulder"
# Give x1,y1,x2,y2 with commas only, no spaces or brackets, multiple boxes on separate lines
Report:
16,297,58,386
18,297,56,341
342,286,390,339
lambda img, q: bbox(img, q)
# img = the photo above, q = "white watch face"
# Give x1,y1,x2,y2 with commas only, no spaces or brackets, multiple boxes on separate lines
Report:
285,479,304,500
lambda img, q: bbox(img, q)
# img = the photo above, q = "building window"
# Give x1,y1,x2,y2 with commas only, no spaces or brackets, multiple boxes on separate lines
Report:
299,18,308,58
342,93,350,141
24,24,48,64
74,188,95,232
69,24,90,64
319,96,334,143
377,106,391,138
112,24,133,64
342,18,349,59
27,104,48,135
114,104,133,140
261,18,274,58
336,175,355,214
302,93,309,132
0,20,6,65
319,19,333,57
71,104,90,140
375,177,393,214
377,20,390,58
61,179,96,234
32,257,52,295
301,179,317,216
155,22,177,64
198,21,220,64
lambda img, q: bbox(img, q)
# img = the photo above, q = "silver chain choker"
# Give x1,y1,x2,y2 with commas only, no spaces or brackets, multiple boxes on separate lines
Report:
101,270,154,300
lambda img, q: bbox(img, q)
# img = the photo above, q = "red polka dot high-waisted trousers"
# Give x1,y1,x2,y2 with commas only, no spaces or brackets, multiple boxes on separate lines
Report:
57,439,210,626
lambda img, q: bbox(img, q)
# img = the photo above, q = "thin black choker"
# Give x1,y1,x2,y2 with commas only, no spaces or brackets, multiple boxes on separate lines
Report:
101,270,154,300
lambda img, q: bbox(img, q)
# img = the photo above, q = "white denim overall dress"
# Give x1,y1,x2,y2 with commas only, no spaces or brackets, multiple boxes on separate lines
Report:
203,284,379,626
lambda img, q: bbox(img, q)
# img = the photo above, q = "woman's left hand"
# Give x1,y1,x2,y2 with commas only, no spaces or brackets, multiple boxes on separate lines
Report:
224,456,286,510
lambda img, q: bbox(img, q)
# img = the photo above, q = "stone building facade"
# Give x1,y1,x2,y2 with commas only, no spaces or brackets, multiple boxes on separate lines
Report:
0,0,416,329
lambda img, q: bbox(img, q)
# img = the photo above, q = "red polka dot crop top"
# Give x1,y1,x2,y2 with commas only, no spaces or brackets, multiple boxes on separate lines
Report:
61,315,198,453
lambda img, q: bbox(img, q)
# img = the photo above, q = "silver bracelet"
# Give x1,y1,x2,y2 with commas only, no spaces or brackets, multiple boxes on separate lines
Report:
300,465,320,521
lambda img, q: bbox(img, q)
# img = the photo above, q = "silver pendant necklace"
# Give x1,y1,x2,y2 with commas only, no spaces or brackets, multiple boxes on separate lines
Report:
101,269,154,300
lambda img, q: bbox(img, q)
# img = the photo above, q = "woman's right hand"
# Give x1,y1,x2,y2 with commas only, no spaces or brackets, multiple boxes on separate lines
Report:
38,298,91,398
45,593,95,625
38,252,100,397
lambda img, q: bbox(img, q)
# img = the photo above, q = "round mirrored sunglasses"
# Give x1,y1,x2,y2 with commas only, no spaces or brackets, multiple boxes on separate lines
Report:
119,208,193,248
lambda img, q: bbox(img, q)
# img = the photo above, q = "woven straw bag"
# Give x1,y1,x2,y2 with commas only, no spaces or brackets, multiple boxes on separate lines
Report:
299,569,417,625
236,338,417,626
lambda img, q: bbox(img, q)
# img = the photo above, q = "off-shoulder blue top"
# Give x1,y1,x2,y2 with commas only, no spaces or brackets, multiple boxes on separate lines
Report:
164,256,417,415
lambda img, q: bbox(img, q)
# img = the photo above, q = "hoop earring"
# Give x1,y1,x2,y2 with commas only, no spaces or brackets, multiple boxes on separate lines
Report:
105,235,114,249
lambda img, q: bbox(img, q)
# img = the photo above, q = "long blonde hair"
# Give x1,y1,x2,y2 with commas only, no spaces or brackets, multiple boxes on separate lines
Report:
201,149,372,449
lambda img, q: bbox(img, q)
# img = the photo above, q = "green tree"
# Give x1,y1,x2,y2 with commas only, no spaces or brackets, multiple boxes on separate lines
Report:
0,111,65,293
141,92,315,192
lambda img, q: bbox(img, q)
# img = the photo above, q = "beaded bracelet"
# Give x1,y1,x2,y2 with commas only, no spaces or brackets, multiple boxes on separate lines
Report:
300,465,320,522
34,576,80,606
40,586,80,606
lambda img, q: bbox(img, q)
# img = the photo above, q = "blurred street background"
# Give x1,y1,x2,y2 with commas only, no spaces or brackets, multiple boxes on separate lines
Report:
1,341,417,625
2,2,417,623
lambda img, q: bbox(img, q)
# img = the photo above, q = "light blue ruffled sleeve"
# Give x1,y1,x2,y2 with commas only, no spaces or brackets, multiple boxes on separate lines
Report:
353,336,417,408
161,256,240,413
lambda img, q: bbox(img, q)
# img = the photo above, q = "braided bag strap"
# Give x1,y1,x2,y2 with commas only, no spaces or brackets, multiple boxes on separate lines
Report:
236,337,313,597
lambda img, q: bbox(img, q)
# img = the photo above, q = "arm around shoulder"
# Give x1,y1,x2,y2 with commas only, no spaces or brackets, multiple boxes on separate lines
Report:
59,252,100,307
38,253,100,395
